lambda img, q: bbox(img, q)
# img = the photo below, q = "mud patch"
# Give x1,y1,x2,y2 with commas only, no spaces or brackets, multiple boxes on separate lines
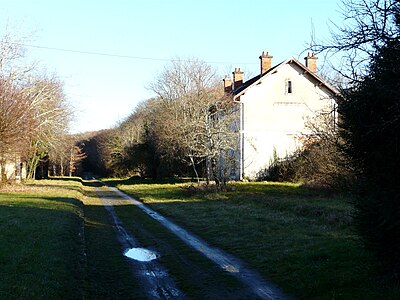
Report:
124,248,159,262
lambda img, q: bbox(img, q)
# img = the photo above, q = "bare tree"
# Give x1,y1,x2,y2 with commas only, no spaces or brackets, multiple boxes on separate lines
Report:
312,0,399,81
147,58,239,184
47,134,86,177
22,75,72,179
1,31,72,180
0,79,35,180
0,33,36,181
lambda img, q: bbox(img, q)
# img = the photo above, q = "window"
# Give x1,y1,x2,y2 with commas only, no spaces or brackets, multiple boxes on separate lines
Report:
287,80,292,94
285,79,293,94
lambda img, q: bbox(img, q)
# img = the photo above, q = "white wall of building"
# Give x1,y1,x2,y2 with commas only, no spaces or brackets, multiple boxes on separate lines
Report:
1,154,26,182
239,62,335,179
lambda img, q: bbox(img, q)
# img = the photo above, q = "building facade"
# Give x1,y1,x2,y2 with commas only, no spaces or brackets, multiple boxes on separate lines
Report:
225,52,337,179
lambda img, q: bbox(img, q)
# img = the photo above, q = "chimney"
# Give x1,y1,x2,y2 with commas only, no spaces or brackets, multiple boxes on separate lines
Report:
259,51,273,74
304,52,318,73
223,74,233,94
232,67,244,89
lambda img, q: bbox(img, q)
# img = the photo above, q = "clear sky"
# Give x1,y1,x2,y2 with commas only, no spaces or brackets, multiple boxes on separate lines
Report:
0,0,343,133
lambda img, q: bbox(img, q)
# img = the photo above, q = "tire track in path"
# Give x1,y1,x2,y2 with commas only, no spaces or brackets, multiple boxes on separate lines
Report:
105,184,295,300
95,185,186,299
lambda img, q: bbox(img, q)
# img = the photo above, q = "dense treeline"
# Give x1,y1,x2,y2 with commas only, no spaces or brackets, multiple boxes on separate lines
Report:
83,59,238,184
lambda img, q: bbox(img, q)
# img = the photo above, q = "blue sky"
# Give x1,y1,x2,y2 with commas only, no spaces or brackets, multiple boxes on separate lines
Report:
0,0,342,133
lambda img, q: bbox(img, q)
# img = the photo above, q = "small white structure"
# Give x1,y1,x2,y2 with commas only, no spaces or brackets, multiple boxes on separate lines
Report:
0,153,26,183
225,52,337,180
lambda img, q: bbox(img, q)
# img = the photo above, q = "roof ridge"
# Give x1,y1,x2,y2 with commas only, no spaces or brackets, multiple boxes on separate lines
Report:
233,57,338,98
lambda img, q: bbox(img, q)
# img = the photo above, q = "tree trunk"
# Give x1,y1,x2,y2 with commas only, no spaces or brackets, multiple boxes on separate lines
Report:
189,156,200,184
60,159,64,177
0,159,6,182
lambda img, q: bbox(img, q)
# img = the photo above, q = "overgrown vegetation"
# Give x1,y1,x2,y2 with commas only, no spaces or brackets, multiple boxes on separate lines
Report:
1,175,399,299
265,113,355,191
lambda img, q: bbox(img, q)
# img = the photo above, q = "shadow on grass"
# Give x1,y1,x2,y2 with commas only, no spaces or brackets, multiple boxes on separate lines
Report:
5,195,84,208
0,189,137,299
0,195,84,300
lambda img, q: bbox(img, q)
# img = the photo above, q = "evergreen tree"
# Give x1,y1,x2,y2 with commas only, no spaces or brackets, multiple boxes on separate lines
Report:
339,25,400,274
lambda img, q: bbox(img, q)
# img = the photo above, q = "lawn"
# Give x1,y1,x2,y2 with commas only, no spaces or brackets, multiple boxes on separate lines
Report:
0,179,85,299
0,179,147,299
1,177,399,299
105,178,400,300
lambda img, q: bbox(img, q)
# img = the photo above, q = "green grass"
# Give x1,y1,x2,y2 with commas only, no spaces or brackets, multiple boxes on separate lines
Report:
104,178,400,300
2,177,399,299
0,178,144,299
0,179,85,299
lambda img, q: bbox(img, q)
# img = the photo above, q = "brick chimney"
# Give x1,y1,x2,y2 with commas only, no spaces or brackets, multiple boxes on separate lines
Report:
223,74,233,94
304,52,318,73
259,51,273,74
232,68,244,89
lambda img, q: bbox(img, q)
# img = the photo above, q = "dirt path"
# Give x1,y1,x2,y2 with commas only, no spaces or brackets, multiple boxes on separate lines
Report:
89,181,294,299
96,186,184,299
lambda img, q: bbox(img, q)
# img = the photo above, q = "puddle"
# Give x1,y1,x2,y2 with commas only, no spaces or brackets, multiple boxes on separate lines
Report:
124,248,158,262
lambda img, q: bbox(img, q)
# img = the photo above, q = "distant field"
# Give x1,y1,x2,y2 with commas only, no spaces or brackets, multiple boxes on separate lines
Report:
0,179,85,299
105,178,400,300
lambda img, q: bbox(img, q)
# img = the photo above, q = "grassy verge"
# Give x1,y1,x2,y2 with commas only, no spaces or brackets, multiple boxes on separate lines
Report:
0,179,85,299
105,178,400,299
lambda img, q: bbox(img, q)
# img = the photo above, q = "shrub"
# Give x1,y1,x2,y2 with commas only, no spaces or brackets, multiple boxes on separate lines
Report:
263,113,355,191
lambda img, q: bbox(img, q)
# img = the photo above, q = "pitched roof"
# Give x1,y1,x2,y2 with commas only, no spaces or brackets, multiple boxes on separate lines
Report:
232,57,338,99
